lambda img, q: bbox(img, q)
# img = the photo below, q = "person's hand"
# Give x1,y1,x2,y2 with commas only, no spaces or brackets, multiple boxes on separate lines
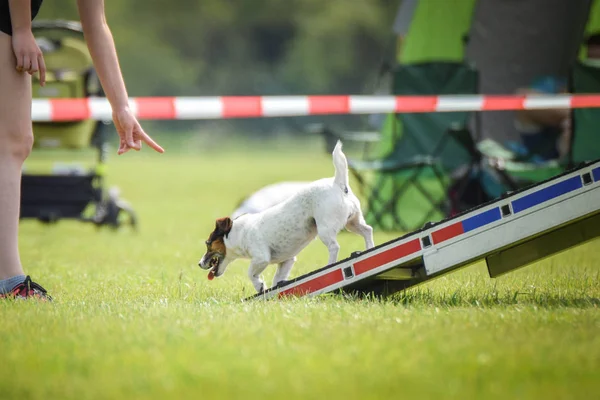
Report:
112,107,165,155
11,28,46,86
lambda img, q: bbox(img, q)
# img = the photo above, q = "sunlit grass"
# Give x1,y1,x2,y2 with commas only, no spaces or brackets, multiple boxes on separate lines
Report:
1,139,598,399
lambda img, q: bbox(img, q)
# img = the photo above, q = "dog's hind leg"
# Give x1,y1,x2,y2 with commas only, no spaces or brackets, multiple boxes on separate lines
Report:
272,257,296,288
248,259,270,293
317,226,341,265
346,214,374,249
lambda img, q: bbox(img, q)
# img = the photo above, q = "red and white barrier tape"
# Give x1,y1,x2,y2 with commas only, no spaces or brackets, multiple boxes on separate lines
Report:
31,94,600,121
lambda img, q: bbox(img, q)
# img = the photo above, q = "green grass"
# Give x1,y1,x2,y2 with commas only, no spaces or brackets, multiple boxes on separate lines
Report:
1,138,599,400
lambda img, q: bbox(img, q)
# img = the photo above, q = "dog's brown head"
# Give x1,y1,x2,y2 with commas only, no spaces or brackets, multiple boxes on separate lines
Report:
198,217,233,280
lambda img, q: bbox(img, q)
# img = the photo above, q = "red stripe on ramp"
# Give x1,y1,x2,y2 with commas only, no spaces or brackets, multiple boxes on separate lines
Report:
353,239,421,275
431,222,464,244
278,269,344,298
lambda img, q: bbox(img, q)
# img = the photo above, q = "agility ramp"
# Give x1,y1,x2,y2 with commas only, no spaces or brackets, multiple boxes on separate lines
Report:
246,159,600,301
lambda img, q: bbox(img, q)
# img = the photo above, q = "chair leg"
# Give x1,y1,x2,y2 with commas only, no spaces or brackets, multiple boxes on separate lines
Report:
370,165,436,232
372,175,407,231
369,168,419,231
412,165,451,225
353,161,455,232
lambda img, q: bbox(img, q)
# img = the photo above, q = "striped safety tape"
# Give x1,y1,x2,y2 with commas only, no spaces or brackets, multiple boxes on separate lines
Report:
31,94,600,121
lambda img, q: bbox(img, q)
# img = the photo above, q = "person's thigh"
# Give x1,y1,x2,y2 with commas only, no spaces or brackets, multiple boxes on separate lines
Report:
0,31,33,148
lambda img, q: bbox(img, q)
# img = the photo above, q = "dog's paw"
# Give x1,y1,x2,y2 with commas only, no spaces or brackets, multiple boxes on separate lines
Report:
257,282,266,294
275,280,290,288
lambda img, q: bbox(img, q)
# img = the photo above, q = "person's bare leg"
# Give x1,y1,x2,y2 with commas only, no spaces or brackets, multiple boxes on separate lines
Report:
0,31,34,281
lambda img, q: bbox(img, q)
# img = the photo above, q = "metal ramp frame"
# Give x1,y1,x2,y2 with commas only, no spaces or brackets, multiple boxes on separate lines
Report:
246,159,600,301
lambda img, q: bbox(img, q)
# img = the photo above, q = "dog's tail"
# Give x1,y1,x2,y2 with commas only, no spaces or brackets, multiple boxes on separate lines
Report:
332,140,349,191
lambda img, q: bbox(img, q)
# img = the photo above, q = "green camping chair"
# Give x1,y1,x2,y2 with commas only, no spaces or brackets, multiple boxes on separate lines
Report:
476,61,600,198
347,62,481,232
570,62,600,163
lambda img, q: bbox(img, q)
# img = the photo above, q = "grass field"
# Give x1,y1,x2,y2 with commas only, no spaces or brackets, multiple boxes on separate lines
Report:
1,136,599,400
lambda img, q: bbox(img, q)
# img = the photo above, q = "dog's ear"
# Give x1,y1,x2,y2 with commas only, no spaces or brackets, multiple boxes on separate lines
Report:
215,217,233,236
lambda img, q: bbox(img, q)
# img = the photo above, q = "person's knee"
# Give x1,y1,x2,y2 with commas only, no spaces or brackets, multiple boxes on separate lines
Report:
17,130,35,161
0,127,34,162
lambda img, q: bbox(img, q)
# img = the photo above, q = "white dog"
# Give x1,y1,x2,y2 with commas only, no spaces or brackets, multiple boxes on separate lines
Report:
231,181,311,219
198,140,375,293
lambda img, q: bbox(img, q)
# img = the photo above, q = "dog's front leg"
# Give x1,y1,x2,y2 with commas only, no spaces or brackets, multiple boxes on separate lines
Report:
248,260,270,293
272,257,296,288
326,242,340,265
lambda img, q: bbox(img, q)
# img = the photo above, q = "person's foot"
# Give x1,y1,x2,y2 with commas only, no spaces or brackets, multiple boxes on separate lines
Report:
0,276,52,301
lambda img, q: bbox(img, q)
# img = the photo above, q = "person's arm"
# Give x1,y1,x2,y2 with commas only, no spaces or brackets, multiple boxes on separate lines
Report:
76,0,163,154
76,0,127,112
8,0,46,83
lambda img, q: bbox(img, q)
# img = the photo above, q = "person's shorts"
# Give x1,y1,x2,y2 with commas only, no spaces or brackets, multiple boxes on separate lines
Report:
512,129,561,162
513,118,562,162
0,0,44,36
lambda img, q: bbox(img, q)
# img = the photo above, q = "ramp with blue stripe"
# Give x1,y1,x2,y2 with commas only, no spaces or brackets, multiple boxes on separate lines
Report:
248,159,600,301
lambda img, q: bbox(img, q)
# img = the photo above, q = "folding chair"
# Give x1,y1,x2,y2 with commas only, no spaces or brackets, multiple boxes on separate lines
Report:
347,62,481,232
476,61,600,198
568,62,600,164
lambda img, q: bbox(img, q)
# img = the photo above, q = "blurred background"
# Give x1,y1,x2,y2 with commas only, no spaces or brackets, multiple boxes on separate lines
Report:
27,0,600,233
34,0,600,146
36,0,400,144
